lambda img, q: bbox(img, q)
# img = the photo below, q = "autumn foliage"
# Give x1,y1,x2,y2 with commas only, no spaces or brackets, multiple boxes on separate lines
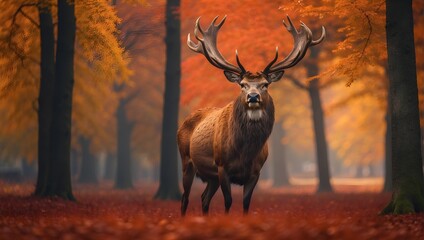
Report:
0,0,424,238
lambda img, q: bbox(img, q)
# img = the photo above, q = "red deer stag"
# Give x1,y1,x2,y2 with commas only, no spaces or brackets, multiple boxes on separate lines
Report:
178,16,325,216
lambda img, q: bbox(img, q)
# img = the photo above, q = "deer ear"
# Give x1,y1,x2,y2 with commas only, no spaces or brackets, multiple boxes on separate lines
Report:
224,71,242,83
267,70,284,82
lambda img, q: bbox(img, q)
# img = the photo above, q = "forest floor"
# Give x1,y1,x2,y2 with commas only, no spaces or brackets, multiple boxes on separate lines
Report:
0,179,423,239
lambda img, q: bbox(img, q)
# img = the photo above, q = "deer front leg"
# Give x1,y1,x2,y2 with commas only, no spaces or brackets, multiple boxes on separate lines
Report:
218,166,232,213
243,174,259,214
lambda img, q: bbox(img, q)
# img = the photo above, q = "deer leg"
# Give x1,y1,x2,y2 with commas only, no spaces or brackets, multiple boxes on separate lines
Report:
181,161,195,216
201,180,219,215
218,166,232,213
243,174,259,214
201,183,210,203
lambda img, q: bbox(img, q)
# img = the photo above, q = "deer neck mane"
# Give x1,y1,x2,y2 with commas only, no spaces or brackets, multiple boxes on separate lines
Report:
231,96,275,159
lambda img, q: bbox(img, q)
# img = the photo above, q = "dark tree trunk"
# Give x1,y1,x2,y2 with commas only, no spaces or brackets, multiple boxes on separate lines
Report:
381,0,424,214
78,136,98,183
34,1,55,196
154,0,182,200
42,0,76,200
307,48,333,193
104,153,116,180
271,122,290,187
355,165,364,178
115,98,134,189
368,164,377,177
383,81,393,192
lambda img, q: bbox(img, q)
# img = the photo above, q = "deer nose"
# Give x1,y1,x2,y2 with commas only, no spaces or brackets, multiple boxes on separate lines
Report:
247,93,260,103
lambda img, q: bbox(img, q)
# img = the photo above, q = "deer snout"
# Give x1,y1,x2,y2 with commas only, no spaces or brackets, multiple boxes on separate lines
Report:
247,93,260,103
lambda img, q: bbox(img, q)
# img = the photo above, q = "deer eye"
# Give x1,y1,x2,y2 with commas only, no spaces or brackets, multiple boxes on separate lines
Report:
261,84,269,90
240,83,248,89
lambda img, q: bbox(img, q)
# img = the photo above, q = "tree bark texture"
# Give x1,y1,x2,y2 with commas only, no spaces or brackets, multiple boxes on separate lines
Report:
35,1,55,195
307,48,333,193
42,0,76,200
104,153,116,180
381,0,424,214
115,98,134,189
154,0,182,200
383,81,393,192
78,137,98,183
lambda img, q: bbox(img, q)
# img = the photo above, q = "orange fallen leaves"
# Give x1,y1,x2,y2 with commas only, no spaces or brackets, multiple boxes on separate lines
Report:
0,182,423,239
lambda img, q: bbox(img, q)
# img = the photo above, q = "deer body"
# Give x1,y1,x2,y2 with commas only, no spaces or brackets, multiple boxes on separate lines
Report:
180,16,325,216
179,89,274,182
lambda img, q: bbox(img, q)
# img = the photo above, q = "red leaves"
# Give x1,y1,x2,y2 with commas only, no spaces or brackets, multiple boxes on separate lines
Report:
1,183,423,239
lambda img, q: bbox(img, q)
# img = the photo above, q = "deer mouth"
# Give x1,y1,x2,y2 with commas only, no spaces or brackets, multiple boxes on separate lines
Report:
247,102,261,108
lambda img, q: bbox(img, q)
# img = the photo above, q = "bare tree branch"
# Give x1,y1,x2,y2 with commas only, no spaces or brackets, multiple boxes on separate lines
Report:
345,0,380,86
284,74,308,91
122,90,140,105
8,3,39,65
19,7,39,27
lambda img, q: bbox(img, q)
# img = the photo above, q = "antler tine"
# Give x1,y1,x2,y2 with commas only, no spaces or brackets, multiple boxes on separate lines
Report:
187,33,200,52
263,47,279,74
216,15,227,28
235,50,246,73
194,17,204,41
211,16,219,26
311,26,326,46
186,16,246,75
283,16,296,33
263,15,325,75
187,33,193,46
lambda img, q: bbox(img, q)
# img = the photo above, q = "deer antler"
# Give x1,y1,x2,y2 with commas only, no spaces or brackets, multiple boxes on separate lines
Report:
187,16,246,76
263,16,326,77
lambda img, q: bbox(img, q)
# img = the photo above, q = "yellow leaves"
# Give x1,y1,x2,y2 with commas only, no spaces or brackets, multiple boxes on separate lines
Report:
330,0,386,85
75,0,131,83
0,69,38,161
120,0,150,6
0,0,133,160
0,1,40,97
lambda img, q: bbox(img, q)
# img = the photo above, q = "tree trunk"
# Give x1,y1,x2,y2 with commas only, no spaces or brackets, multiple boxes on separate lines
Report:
104,153,116,180
368,164,377,177
271,122,290,187
355,165,364,178
154,0,182,200
34,1,55,196
383,81,393,192
381,0,424,214
42,0,76,200
78,136,98,183
115,98,134,189
307,48,333,193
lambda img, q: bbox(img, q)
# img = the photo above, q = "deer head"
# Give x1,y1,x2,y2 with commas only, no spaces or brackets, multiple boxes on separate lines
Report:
187,15,326,116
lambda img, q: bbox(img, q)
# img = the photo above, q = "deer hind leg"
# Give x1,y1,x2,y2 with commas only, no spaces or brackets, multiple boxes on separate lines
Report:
218,166,232,213
201,179,219,215
181,161,196,216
